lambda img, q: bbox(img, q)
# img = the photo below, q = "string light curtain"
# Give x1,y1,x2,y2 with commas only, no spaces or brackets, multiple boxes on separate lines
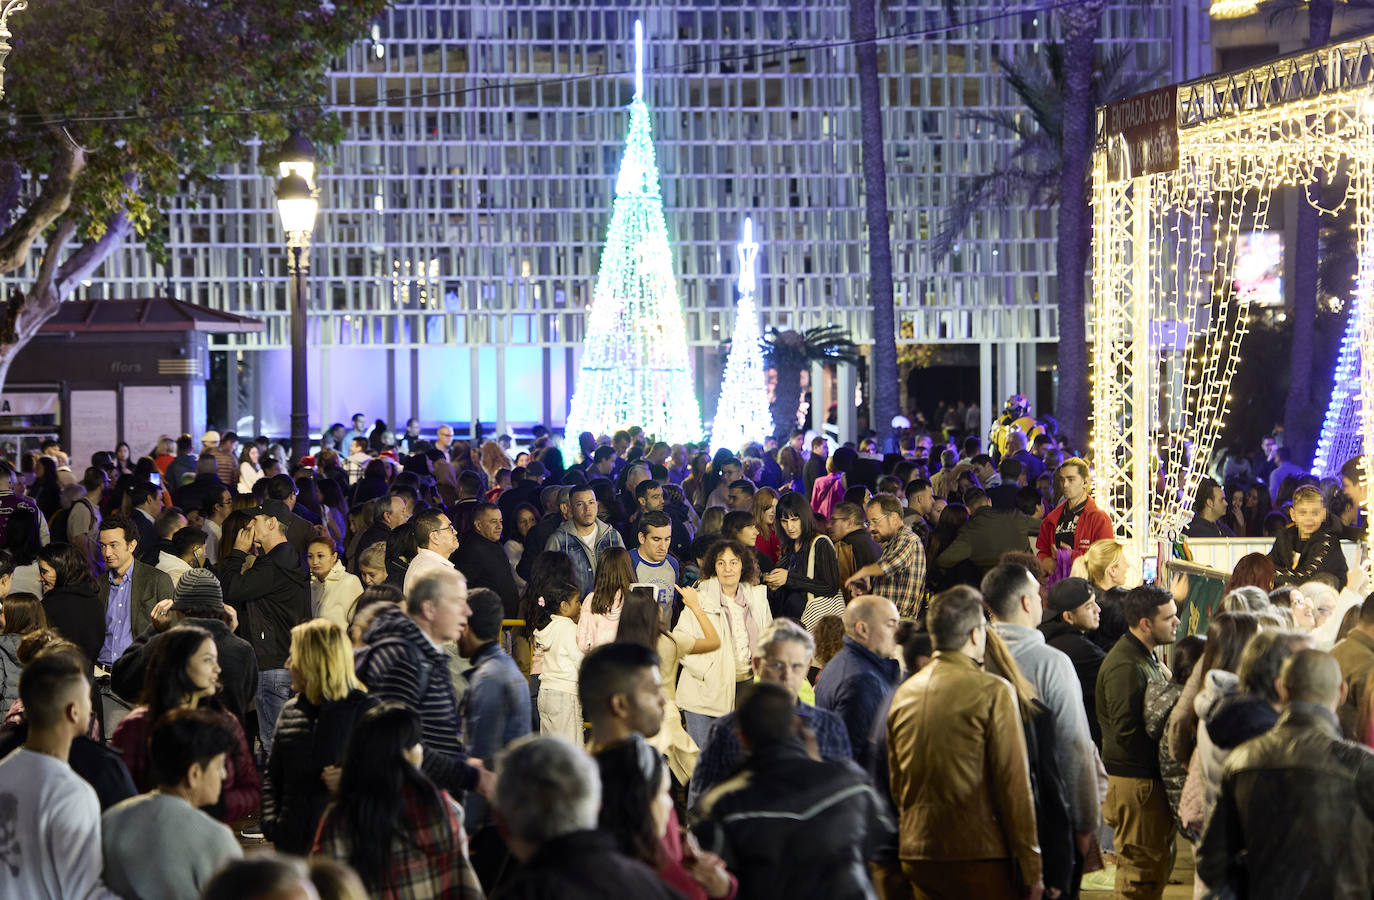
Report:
1090,36,1374,578
711,217,774,453
565,20,703,443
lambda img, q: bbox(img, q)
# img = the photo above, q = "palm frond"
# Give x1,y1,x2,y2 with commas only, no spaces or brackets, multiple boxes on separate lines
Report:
936,40,1160,262
932,167,1059,264
762,326,862,369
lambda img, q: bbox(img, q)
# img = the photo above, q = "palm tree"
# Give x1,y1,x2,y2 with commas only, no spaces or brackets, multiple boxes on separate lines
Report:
933,43,1161,265
933,38,1162,448
850,0,901,448
1276,0,1335,464
762,326,862,443
1053,0,1108,450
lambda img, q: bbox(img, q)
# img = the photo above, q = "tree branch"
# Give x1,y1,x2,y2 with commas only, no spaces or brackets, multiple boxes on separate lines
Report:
54,208,133,299
0,129,87,275
35,218,77,299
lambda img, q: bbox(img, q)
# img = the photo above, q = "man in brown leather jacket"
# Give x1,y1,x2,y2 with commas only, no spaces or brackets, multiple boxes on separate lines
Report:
887,585,1043,899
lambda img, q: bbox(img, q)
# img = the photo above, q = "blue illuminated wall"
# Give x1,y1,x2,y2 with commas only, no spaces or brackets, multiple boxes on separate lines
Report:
247,345,568,437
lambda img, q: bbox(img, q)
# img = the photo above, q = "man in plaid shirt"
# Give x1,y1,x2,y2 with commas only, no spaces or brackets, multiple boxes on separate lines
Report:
845,493,927,619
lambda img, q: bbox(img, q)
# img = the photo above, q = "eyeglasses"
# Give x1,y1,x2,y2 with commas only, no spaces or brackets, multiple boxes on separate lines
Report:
761,659,808,676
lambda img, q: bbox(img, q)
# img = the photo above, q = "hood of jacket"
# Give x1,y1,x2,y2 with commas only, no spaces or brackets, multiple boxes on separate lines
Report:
319,559,351,587
554,517,617,546
47,579,101,602
260,542,310,587
362,604,445,663
1194,668,1240,721
1205,690,1281,750
992,621,1047,653
1037,618,1104,657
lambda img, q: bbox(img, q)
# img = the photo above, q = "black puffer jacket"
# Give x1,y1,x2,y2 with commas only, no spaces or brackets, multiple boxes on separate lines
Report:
694,740,892,900
220,542,310,669
261,688,375,855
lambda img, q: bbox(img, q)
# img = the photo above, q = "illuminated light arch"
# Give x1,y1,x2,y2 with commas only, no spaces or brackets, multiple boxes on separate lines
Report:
1090,33,1374,576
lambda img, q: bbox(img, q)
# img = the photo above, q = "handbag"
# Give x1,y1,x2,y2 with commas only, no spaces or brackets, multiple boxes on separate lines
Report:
800,534,846,629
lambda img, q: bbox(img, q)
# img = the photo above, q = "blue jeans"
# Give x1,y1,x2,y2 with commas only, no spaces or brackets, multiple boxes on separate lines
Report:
256,667,292,763
683,711,718,751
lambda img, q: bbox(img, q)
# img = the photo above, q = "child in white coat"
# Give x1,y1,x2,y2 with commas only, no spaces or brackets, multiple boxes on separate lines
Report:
532,581,585,743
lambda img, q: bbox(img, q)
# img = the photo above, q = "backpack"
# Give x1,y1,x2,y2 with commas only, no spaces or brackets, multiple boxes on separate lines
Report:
50,497,93,545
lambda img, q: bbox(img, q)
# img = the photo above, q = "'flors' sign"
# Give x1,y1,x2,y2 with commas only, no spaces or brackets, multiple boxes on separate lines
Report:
1103,85,1179,182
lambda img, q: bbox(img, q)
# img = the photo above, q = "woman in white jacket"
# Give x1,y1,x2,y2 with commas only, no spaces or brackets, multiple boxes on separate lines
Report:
306,537,363,631
237,444,264,494
673,538,772,750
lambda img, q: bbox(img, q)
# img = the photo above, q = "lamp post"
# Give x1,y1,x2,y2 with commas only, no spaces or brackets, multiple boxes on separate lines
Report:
274,131,318,462
0,1,30,101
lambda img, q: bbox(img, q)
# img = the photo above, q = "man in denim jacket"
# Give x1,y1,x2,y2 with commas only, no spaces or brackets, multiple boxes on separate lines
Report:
458,588,530,832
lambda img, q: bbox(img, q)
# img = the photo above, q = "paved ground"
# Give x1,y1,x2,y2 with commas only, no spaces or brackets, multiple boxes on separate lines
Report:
1082,841,1197,899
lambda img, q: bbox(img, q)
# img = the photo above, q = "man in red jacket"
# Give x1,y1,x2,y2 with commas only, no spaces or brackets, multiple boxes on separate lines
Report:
1036,458,1114,576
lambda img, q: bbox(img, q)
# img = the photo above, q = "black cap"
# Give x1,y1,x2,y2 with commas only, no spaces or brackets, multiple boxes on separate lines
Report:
245,498,292,528
1046,577,1096,614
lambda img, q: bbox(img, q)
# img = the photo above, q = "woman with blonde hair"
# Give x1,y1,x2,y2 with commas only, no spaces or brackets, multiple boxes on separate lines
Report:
263,619,374,855
1074,539,1130,593
355,542,388,589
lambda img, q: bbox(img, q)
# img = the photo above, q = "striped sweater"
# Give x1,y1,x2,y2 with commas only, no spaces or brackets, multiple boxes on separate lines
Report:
356,606,478,793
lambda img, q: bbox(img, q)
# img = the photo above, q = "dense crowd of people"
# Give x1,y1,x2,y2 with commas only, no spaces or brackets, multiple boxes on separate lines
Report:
0,416,1373,899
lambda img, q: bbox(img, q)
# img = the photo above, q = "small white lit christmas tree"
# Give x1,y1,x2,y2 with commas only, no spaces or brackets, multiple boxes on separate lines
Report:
711,217,773,453
564,20,702,443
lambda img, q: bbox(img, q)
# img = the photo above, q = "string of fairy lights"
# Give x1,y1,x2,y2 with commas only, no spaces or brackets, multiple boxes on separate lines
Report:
1091,77,1374,575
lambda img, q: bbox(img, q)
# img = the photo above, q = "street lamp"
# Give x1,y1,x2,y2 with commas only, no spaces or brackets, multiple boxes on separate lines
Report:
274,131,317,462
0,1,30,101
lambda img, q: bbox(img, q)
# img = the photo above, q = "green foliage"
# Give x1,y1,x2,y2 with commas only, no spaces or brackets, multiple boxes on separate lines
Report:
0,0,388,264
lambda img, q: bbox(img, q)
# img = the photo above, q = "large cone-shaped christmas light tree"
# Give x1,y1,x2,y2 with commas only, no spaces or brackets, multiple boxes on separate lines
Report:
1312,298,1363,478
711,217,773,452
565,20,703,443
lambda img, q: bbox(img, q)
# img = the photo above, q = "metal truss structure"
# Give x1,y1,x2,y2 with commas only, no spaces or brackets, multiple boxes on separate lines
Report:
1091,32,1374,575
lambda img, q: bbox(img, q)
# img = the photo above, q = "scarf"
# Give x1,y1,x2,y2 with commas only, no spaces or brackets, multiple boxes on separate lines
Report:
722,583,759,658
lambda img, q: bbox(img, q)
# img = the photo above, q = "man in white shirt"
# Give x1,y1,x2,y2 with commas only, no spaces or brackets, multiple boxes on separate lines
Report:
0,648,118,899
404,508,460,595
200,485,232,564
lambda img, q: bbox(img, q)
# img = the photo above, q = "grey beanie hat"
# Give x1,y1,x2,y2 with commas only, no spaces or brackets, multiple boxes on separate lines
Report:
171,567,225,613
